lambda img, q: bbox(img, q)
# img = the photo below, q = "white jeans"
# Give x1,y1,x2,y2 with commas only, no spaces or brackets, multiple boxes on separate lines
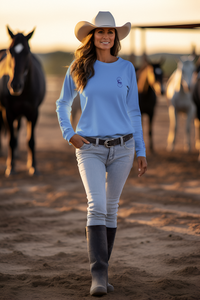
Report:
75,137,135,228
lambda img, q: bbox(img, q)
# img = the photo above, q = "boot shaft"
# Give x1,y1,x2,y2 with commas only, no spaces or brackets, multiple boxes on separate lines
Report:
86,225,108,296
107,227,117,261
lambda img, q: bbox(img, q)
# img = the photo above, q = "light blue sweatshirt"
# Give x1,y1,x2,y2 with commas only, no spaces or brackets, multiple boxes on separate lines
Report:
56,57,146,157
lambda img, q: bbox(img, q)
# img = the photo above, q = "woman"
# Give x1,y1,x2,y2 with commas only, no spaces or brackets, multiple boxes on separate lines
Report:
56,11,147,296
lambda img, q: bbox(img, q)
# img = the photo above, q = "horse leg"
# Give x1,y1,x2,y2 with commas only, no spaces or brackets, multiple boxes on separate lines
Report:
0,108,7,157
0,112,2,156
5,113,17,176
27,111,38,175
185,104,196,152
167,105,177,151
194,118,200,161
148,112,154,152
13,117,21,158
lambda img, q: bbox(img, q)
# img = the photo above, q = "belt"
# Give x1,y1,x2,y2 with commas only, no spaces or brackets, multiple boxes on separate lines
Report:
84,134,133,148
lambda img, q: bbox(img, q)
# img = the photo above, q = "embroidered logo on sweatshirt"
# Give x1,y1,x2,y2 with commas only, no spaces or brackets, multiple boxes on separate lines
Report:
116,77,123,88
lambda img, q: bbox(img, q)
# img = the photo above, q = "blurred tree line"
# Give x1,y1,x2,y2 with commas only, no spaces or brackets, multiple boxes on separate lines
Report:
36,51,74,76
36,51,182,78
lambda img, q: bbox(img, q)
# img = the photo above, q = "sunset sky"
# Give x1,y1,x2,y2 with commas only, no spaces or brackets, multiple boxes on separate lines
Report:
1,0,200,55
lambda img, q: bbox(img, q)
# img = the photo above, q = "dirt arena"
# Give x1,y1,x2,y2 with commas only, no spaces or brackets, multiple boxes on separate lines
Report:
0,76,200,300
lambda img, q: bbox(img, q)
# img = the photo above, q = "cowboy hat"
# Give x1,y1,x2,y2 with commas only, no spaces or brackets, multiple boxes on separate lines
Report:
75,11,131,42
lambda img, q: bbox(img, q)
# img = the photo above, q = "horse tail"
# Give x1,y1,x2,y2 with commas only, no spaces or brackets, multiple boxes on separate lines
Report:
166,68,182,100
137,67,148,93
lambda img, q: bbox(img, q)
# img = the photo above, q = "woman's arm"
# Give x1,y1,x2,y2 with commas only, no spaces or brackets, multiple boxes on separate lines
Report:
126,64,146,158
56,66,78,142
137,156,147,177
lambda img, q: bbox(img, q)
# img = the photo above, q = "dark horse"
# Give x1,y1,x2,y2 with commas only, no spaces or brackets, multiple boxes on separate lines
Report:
0,49,7,156
0,27,46,176
192,64,200,161
136,58,164,152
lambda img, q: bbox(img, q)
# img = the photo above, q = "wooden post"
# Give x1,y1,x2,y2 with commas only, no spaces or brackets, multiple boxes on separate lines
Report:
129,27,135,65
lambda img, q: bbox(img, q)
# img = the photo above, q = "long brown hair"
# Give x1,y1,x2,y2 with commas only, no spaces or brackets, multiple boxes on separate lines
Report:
70,29,121,92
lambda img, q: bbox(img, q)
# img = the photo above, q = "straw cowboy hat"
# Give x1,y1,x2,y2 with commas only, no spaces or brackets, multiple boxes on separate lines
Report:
75,11,131,42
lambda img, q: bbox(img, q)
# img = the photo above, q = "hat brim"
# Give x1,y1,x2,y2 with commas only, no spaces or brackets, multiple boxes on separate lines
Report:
75,21,131,42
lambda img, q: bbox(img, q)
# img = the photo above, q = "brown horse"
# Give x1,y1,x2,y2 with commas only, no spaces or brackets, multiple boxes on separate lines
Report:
0,26,46,176
192,64,200,161
136,58,164,152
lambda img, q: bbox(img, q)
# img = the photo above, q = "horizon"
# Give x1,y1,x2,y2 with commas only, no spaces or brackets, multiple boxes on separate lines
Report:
1,0,200,55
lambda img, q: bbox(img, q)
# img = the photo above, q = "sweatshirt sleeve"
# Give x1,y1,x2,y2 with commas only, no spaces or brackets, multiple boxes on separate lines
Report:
56,66,78,142
126,64,146,157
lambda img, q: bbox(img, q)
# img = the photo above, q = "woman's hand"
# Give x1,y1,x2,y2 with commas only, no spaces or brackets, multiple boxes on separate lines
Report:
69,134,90,149
137,156,147,177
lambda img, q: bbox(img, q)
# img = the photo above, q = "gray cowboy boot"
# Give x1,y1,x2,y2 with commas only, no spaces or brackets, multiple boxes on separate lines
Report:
86,225,108,296
107,227,117,293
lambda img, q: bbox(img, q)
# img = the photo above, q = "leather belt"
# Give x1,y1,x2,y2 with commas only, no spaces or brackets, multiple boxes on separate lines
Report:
84,134,133,148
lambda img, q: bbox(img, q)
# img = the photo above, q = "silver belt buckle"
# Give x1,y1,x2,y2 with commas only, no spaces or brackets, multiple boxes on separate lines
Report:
104,139,114,148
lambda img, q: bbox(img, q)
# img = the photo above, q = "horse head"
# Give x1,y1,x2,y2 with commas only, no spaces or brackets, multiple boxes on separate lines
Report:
166,57,196,100
152,60,165,95
179,56,196,92
137,57,165,95
5,26,35,96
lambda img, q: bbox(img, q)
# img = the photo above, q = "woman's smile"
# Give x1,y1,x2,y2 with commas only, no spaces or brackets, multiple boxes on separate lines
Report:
94,28,115,50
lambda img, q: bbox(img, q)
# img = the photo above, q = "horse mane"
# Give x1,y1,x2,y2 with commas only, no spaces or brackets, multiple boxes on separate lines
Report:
0,51,14,79
166,67,182,99
137,65,155,93
0,50,7,62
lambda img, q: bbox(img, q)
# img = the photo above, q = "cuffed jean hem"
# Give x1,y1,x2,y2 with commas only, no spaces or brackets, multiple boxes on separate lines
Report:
106,220,117,228
87,219,106,226
86,218,117,228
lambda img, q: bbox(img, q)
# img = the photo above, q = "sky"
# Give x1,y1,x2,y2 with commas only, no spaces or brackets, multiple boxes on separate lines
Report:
0,0,200,55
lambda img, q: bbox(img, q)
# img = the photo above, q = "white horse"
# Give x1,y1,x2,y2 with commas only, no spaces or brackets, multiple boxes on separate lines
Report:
166,57,196,152
192,64,200,161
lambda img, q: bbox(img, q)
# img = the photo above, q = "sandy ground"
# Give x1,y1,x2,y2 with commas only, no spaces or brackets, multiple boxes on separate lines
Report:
0,76,200,300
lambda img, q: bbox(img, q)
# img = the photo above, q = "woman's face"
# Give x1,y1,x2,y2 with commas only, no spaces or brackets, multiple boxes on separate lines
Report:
94,28,115,51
